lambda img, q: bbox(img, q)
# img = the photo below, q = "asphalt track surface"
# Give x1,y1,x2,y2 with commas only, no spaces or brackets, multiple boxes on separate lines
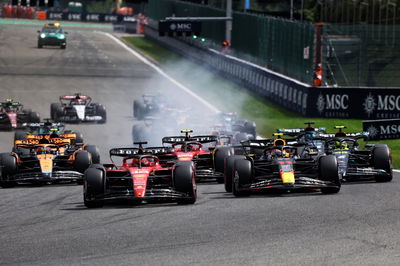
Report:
0,24,400,266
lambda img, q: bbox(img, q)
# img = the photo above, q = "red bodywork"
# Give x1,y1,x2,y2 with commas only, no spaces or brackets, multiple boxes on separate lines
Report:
171,143,208,161
104,156,165,198
6,111,17,128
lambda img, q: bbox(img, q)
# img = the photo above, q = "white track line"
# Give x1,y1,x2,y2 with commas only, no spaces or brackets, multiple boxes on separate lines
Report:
393,169,400,173
102,32,220,114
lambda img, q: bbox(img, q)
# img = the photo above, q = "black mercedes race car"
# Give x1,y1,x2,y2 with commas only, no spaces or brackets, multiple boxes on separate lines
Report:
224,134,341,196
50,93,106,123
321,126,392,182
0,98,40,130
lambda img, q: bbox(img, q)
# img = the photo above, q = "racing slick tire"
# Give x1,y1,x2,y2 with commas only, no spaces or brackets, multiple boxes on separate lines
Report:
132,124,149,143
0,153,17,188
214,146,234,183
224,155,246,192
14,131,27,141
173,161,196,204
60,43,66,49
96,105,107,124
319,155,341,194
74,131,84,144
84,145,100,164
244,121,257,138
133,100,145,120
84,166,105,208
234,132,250,144
74,151,92,174
232,159,251,197
373,145,392,182
28,111,40,123
51,103,63,121
37,42,42,48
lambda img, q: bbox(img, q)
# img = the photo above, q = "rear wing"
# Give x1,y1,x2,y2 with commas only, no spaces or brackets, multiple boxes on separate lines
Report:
60,95,91,100
277,127,327,136
318,132,369,140
162,135,218,144
22,122,64,128
15,137,70,147
109,147,173,157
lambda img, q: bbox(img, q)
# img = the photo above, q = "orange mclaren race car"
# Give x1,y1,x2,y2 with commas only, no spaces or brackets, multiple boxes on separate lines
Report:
0,135,99,187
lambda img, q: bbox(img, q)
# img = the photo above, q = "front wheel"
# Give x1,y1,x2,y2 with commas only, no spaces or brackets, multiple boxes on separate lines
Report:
319,155,341,194
84,166,105,208
0,153,17,188
173,161,196,204
373,145,393,182
232,159,251,197
224,155,246,192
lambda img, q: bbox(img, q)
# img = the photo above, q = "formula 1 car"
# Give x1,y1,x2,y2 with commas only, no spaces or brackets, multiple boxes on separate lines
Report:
14,120,84,144
160,130,234,182
133,94,175,120
224,133,341,196
83,142,197,208
37,23,68,49
50,93,106,123
0,136,98,187
210,112,257,144
0,99,40,130
322,126,392,182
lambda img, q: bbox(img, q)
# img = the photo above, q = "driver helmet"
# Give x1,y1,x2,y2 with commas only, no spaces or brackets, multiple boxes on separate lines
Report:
304,132,316,142
335,141,349,150
141,157,156,167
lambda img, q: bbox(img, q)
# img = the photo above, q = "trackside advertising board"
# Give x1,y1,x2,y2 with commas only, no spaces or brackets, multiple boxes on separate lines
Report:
307,88,400,119
47,12,135,23
362,119,400,140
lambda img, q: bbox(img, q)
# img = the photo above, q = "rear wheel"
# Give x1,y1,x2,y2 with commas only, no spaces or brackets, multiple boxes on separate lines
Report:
38,42,42,48
224,155,245,192
84,145,100,164
234,132,249,144
74,131,84,144
133,100,145,120
214,147,234,183
373,145,392,182
28,111,40,123
51,103,63,121
244,121,257,138
14,131,27,141
173,161,196,204
74,151,92,173
0,153,17,188
96,105,107,124
84,166,105,208
319,155,341,194
232,159,251,197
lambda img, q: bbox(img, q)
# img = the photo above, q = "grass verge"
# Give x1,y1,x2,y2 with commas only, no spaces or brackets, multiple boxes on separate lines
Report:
122,36,400,168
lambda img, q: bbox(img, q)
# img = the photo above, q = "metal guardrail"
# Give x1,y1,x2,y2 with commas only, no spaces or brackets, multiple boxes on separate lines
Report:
145,25,400,120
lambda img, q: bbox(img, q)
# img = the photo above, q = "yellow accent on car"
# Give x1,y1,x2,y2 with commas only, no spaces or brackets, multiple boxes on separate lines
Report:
281,171,295,184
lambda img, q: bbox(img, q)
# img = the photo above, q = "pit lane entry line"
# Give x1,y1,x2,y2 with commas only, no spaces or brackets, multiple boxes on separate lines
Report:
101,32,220,114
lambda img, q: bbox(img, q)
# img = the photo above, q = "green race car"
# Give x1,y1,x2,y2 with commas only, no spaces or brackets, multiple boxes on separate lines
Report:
37,23,68,49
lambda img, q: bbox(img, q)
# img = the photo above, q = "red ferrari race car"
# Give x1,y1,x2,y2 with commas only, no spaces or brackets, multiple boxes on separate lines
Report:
0,99,40,130
83,142,197,208
160,130,234,183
